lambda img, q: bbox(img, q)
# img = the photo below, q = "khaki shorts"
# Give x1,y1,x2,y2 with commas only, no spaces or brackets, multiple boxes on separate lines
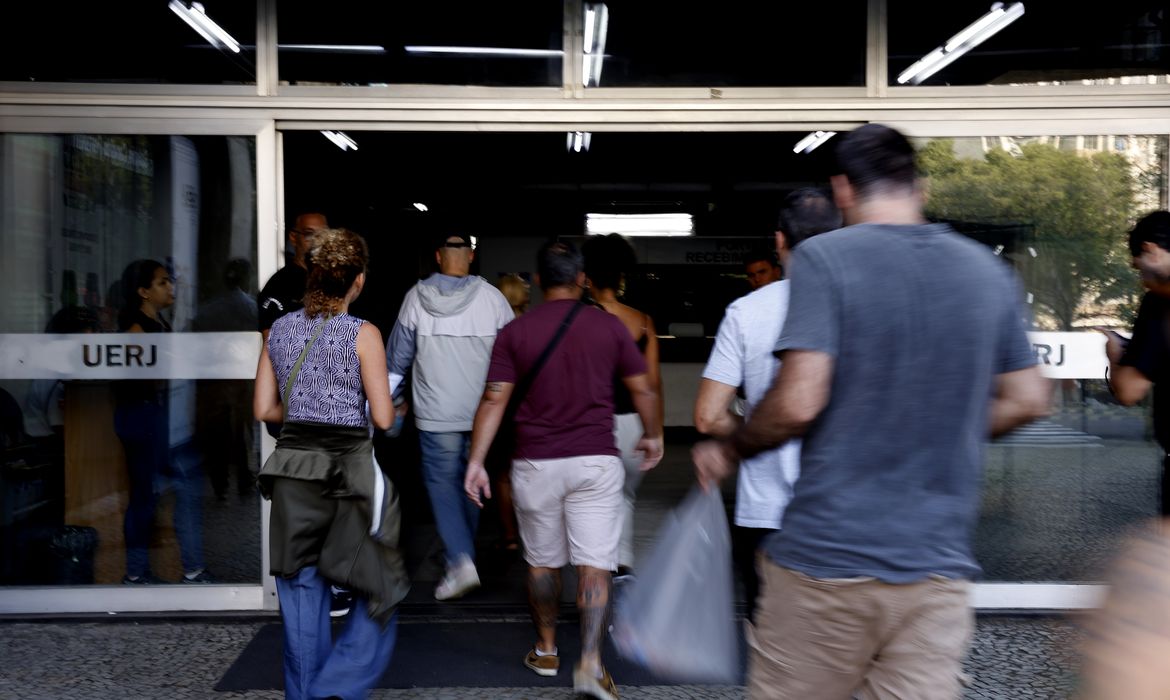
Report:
510,454,624,571
748,555,973,700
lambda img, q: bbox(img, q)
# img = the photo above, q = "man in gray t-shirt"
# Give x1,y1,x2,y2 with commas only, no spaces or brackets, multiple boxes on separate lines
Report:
693,124,1049,700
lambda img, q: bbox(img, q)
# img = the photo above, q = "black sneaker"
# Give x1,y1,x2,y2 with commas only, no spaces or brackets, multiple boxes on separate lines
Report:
330,586,353,618
122,573,168,585
182,568,216,584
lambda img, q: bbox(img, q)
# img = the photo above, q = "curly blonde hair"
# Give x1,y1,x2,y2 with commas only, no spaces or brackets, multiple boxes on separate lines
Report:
303,228,369,317
498,273,530,317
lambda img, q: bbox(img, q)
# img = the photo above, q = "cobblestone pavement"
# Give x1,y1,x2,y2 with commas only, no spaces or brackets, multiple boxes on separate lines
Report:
0,615,1082,699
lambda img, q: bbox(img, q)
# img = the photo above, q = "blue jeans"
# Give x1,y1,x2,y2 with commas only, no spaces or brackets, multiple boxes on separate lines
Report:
418,430,478,565
115,402,205,576
277,566,398,700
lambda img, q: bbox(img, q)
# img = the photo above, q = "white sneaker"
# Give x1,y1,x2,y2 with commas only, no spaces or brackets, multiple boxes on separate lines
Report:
434,556,480,601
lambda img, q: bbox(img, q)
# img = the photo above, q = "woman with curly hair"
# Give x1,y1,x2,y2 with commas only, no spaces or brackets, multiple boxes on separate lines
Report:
254,228,409,699
581,233,664,581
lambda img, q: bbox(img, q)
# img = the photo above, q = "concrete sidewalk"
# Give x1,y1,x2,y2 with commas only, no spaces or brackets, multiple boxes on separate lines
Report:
0,613,1081,699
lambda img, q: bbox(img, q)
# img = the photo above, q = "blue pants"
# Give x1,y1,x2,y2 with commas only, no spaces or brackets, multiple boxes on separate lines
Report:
418,430,478,565
115,401,204,576
277,566,398,700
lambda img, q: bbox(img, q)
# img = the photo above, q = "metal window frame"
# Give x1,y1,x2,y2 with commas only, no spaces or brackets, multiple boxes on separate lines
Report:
0,114,281,615
2,0,1170,615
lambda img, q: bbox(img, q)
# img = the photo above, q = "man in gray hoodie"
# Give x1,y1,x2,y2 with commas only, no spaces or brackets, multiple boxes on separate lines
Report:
387,233,514,600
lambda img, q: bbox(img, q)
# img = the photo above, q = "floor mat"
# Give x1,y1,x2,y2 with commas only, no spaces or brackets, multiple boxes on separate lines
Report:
215,619,746,690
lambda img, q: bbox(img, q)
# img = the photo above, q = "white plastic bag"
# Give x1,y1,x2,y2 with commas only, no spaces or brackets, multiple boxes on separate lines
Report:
612,485,738,683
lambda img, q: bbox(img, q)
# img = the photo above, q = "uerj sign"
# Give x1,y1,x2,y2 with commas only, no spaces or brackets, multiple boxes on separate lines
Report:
0,332,261,380
0,330,1115,381
1026,331,1110,380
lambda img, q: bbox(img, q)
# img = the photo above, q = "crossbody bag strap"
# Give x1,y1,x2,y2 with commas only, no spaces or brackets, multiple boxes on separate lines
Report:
281,314,332,421
511,300,585,406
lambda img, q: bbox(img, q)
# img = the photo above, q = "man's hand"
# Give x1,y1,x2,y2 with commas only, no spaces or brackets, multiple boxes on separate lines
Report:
692,439,737,492
464,461,491,508
394,400,409,419
636,435,664,471
1098,328,1129,365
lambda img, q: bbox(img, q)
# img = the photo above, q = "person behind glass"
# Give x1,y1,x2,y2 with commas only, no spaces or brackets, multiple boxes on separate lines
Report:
743,249,782,292
254,228,409,700
581,233,663,582
115,259,213,584
192,258,258,502
259,212,329,341
491,273,531,551
1104,211,1170,514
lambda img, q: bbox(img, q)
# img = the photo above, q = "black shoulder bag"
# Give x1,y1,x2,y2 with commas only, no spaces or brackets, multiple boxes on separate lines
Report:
488,300,585,471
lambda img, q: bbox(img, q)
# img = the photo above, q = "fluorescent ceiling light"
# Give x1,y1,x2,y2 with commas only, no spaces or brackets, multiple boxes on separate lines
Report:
586,213,694,237
413,202,429,212
567,131,592,153
583,3,609,87
897,2,1025,85
321,131,358,151
280,44,387,53
404,46,563,58
792,131,837,154
168,1,241,54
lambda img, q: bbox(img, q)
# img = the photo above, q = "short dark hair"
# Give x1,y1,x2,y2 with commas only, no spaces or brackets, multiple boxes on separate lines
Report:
582,233,637,291
743,249,778,269
1129,210,1170,257
777,187,842,249
537,239,584,291
833,124,918,199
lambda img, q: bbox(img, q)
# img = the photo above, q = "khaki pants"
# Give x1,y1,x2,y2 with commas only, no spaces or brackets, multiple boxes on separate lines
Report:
749,556,972,700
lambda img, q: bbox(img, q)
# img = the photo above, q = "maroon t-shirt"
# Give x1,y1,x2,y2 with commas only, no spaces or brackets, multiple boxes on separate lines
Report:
488,299,648,460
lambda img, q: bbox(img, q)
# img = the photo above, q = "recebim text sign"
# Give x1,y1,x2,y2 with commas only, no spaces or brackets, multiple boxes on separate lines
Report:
0,332,261,380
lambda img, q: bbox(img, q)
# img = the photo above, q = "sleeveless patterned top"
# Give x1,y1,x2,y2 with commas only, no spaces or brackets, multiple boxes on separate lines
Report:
267,310,367,427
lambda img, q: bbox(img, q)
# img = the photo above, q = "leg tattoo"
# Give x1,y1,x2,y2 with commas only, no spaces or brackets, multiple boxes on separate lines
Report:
578,566,612,670
528,567,561,651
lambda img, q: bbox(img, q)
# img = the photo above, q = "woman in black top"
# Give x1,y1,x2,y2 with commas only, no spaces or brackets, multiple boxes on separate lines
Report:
582,234,664,580
115,259,210,584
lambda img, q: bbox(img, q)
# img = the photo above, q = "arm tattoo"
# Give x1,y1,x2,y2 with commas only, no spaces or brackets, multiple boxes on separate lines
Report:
487,382,506,394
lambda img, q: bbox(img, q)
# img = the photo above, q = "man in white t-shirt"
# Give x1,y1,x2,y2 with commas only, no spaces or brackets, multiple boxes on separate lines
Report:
694,187,841,621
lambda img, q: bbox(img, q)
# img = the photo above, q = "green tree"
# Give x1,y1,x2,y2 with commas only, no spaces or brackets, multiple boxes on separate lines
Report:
919,139,1139,330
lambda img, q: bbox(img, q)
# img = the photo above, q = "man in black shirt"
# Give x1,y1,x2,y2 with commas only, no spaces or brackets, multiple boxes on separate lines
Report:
258,212,328,338
1106,210,1170,513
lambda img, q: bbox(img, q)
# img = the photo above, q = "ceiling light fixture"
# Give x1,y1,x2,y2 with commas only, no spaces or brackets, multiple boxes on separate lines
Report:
168,1,241,54
583,3,609,87
280,44,387,53
567,131,592,153
792,131,837,154
404,46,563,58
896,2,1025,85
321,131,358,151
586,213,694,237
413,202,429,212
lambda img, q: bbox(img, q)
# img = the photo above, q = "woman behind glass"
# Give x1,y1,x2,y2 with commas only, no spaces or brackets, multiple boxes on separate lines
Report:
254,228,408,699
581,234,664,580
115,259,210,584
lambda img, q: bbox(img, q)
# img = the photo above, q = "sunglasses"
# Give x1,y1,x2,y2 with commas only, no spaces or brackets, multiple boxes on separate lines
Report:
442,241,473,249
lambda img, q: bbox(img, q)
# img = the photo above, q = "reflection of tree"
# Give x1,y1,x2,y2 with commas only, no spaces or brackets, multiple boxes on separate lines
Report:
919,139,1139,330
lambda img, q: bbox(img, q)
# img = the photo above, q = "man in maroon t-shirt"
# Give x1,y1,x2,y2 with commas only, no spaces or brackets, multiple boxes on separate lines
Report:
464,240,663,700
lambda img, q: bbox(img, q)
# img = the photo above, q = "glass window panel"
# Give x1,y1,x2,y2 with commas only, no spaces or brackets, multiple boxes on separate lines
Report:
918,134,1170,581
0,2,256,86
0,133,260,585
890,0,1170,87
594,0,867,87
277,1,563,87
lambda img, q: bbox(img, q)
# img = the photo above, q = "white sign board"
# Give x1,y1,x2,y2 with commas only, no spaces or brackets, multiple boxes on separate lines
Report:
0,332,261,380
1026,331,1108,380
